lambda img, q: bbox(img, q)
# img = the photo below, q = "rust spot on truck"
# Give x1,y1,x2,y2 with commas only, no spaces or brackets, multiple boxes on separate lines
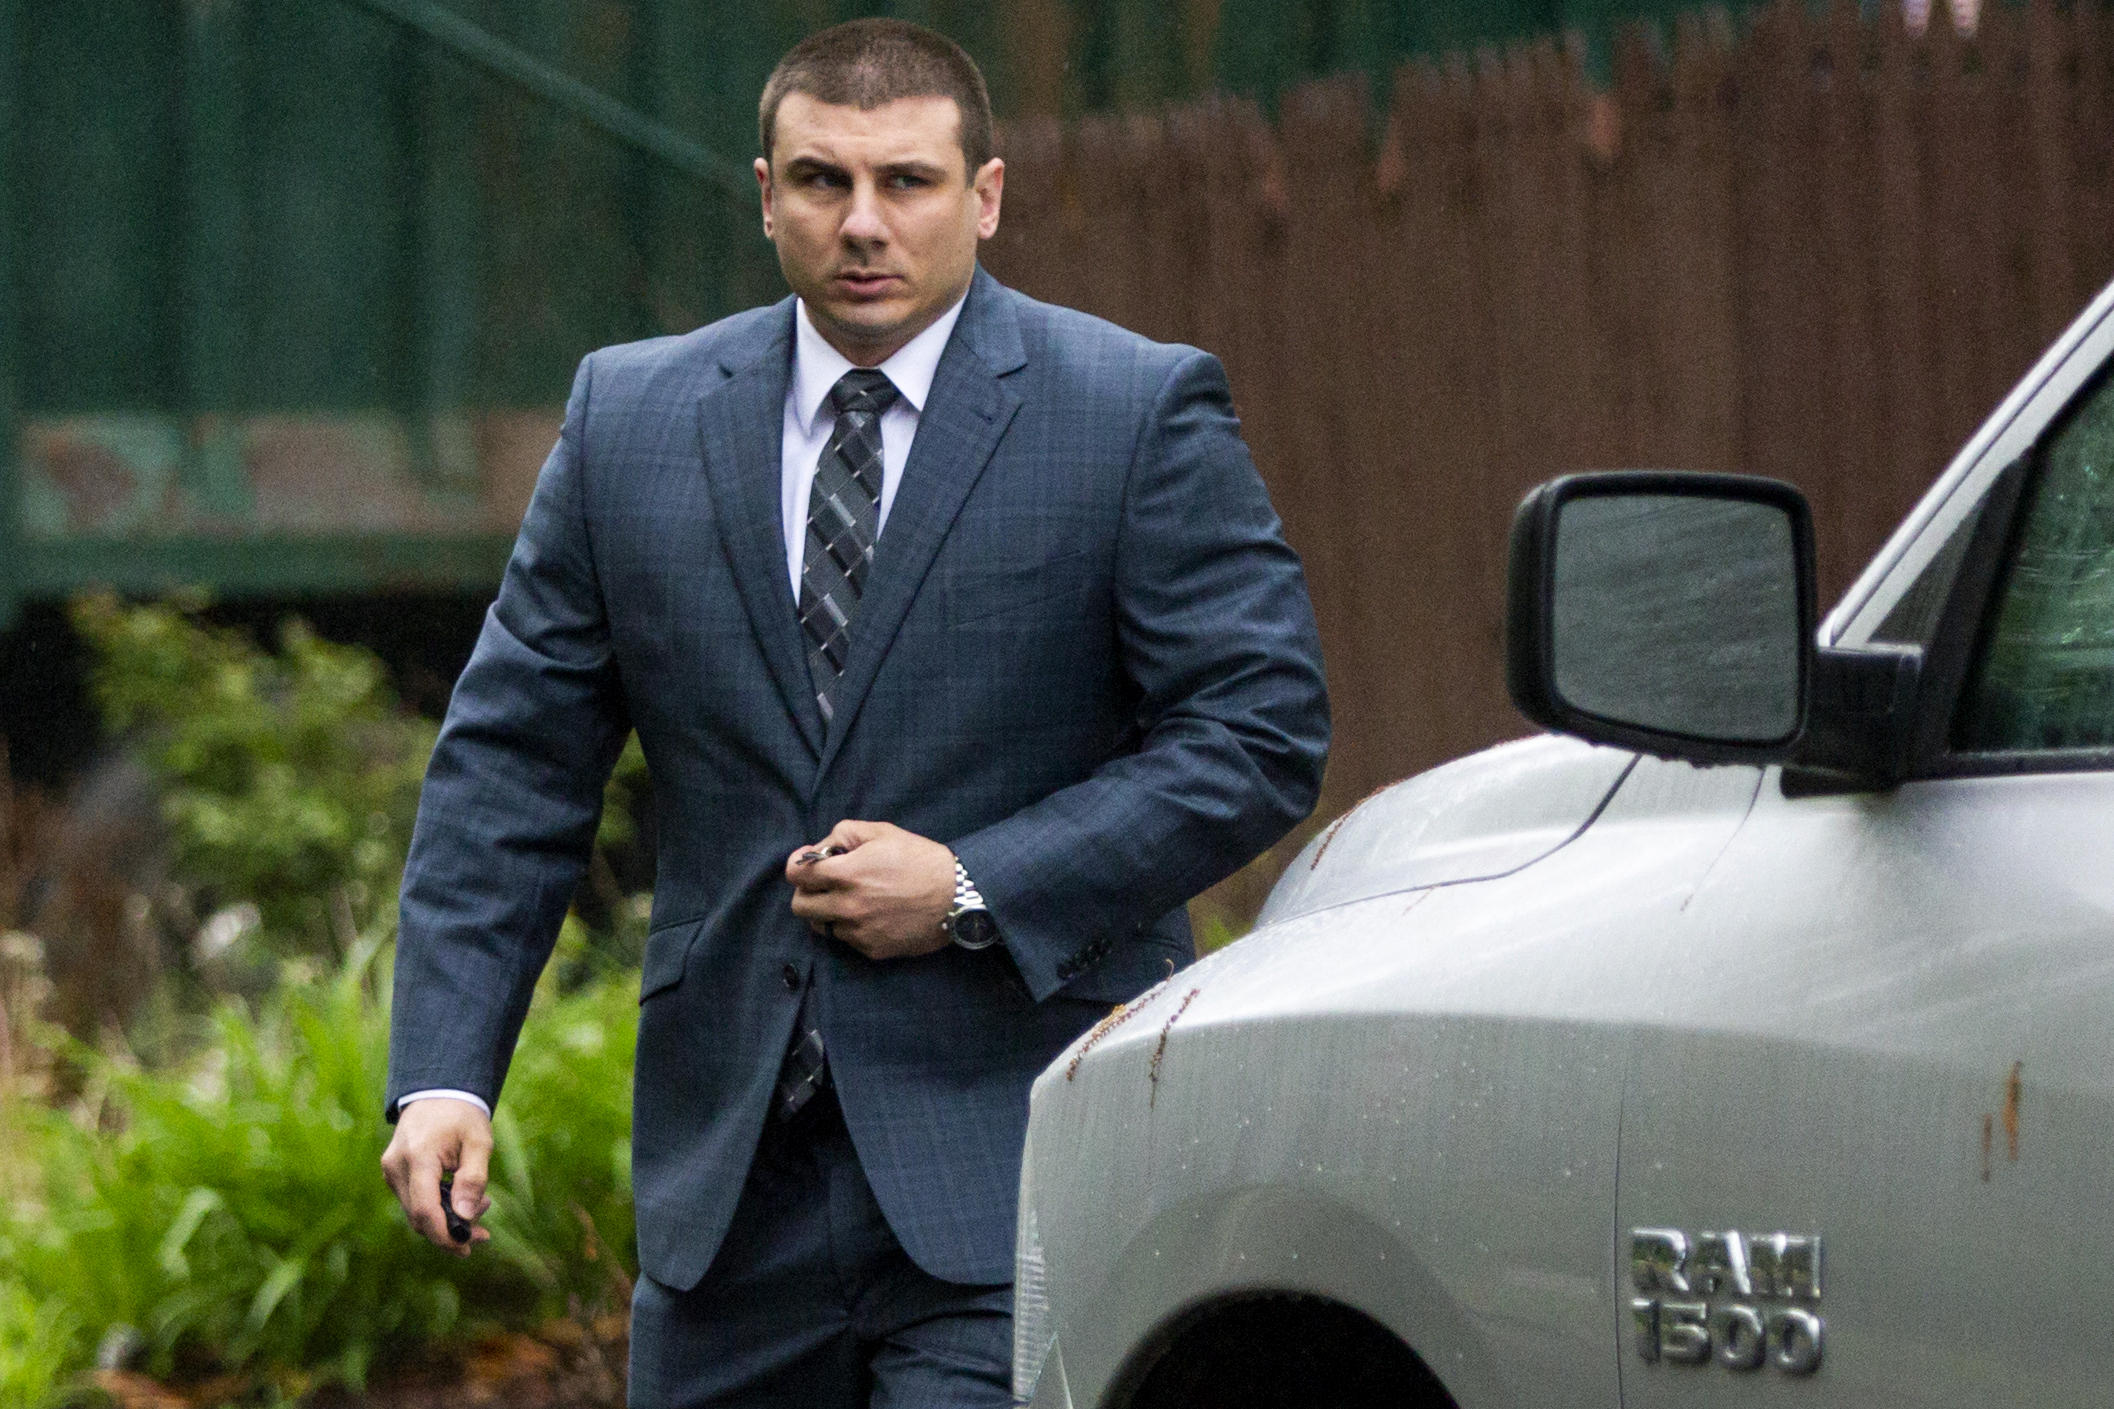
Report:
1980,1062,2025,1180
1308,813,1354,870
1308,782,1400,869
1065,998,1143,1081
2003,1061,2023,1162
1147,988,1201,1106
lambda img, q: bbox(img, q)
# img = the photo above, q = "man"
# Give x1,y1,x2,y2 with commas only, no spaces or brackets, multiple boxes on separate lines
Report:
381,18,1328,1408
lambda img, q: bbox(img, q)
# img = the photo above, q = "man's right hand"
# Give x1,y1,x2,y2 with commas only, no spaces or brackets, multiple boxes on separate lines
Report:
381,1097,494,1256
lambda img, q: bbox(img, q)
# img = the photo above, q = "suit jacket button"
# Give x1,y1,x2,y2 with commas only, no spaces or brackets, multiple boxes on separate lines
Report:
781,963,801,992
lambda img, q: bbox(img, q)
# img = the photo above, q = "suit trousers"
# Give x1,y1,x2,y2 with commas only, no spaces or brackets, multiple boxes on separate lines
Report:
627,1089,1013,1409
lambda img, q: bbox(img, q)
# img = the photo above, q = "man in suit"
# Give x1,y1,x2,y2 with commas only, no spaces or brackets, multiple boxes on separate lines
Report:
381,18,1328,1408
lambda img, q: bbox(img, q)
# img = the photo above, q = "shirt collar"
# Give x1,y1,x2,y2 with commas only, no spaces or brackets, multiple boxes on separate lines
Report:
791,289,968,434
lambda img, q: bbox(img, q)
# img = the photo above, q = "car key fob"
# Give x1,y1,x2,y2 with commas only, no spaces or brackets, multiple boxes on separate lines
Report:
437,1172,473,1244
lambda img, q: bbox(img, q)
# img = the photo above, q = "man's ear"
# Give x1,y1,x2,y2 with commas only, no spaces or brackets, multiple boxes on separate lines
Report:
974,158,1004,241
755,156,775,239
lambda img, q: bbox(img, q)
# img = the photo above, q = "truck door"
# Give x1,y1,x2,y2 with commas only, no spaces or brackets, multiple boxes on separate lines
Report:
1614,362,2114,1406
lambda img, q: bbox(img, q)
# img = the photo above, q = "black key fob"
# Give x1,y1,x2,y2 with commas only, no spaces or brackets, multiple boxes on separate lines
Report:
437,1172,473,1244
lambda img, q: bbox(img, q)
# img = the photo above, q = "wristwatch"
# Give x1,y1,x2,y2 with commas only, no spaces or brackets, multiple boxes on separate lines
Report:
944,856,1000,950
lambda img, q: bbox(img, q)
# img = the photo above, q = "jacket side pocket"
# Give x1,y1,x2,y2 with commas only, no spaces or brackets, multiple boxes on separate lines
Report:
639,920,703,1002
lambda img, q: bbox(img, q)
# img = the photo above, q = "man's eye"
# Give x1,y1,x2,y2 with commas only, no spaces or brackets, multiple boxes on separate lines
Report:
887,174,929,190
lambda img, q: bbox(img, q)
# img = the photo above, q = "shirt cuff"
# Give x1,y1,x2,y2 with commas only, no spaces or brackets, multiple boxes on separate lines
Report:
397,1088,491,1118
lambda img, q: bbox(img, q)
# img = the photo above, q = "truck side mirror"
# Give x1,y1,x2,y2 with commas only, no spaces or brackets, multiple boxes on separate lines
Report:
1506,472,1817,765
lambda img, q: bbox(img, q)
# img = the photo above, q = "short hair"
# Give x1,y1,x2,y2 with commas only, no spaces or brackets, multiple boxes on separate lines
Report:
759,19,994,174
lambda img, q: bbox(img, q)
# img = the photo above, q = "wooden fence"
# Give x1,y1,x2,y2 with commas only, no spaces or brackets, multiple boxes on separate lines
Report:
982,0,2114,919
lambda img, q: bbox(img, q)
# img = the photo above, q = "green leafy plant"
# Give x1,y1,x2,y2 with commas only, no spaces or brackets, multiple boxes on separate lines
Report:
0,939,637,1404
70,594,435,957
69,595,651,981
0,1275,80,1409
0,599,653,1403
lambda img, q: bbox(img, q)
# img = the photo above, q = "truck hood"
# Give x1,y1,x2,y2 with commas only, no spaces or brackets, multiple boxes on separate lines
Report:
1256,735,1638,925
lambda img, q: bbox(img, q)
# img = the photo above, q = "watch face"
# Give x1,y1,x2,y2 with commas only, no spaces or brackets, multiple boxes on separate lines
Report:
952,909,1000,950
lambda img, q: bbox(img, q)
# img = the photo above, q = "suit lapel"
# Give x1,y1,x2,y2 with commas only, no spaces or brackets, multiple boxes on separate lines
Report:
815,269,1027,779
693,301,827,756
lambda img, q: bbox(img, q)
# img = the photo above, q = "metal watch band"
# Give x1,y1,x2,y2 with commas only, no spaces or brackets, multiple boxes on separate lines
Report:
947,856,999,949
954,857,986,912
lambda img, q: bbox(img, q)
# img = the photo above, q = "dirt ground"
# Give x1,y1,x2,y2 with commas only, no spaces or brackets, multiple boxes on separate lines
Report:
89,1315,629,1409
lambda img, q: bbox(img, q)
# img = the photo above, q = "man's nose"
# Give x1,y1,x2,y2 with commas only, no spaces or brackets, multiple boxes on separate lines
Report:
840,178,889,246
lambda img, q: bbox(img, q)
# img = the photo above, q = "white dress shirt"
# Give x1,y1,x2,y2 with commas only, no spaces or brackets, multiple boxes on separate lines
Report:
399,290,969,1123
779,290,966,595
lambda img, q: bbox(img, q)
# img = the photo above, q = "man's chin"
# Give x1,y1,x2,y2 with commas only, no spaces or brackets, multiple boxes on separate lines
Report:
810,301,930,359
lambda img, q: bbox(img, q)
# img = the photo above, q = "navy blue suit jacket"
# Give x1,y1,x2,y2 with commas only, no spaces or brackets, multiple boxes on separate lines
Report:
386,267,1329,1290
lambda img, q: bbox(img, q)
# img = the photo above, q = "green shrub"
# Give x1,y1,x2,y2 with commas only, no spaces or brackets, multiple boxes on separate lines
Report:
0,1278,81,1409
70,594,435,956
0,938,637,1405
69,595,650,979
0,598,651,1403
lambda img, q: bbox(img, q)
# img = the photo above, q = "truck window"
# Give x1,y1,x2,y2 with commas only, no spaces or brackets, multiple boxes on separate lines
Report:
1954,371,2114,752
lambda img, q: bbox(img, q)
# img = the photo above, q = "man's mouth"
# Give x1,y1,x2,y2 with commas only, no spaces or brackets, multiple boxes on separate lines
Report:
833,271,901,298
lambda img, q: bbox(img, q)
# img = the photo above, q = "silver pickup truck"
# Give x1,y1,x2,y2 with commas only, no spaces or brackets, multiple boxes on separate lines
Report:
1014,275,2114,1409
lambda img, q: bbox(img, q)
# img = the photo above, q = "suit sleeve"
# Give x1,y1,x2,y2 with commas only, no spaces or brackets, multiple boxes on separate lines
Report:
952,350,1330,1001
384,357,631,1118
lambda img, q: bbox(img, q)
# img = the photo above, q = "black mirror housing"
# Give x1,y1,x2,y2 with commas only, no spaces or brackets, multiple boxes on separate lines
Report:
1506,471,1819,766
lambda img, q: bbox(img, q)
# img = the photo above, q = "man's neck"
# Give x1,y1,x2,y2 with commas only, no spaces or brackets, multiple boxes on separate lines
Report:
831,334,908,369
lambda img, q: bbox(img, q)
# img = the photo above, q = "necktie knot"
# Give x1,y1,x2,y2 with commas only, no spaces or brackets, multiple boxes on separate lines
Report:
830,368,900,418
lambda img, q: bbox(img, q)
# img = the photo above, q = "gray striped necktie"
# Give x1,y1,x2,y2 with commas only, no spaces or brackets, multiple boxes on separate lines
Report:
798,368,900,725
776,369,898,1124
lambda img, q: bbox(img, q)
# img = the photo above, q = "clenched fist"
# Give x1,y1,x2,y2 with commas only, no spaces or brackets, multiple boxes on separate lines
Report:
785,820,957,960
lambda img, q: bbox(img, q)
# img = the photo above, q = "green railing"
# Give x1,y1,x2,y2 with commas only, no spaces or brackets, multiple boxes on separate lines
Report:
0,0,781,627
343,0,754,193
1,0,20,631
0,0,1762,630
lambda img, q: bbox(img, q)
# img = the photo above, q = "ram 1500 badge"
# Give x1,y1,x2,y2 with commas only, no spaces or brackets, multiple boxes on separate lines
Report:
1628,1229,1822,1374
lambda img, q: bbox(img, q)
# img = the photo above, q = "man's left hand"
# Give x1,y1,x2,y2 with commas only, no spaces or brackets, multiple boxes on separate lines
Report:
786,820,956,960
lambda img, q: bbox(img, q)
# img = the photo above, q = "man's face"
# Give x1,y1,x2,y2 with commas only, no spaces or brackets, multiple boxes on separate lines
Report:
757,92,1003,366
